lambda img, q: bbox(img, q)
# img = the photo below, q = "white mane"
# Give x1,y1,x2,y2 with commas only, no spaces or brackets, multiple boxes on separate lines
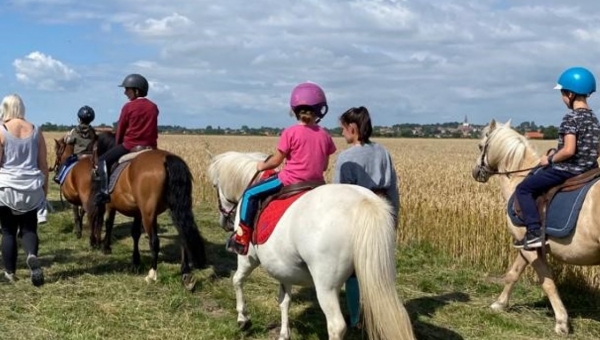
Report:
483,122,539,172
208,151,269,199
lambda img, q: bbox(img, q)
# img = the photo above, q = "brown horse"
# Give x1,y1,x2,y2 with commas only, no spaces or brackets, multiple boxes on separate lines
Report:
52,137,116,239
472,119,600,335
88,131,207,287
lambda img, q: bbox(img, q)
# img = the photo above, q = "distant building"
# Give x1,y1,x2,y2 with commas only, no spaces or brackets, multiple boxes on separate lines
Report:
524,131,544,139
458,115,473,136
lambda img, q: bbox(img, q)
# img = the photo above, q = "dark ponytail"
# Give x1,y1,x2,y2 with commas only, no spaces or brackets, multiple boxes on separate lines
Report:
339,106,373,144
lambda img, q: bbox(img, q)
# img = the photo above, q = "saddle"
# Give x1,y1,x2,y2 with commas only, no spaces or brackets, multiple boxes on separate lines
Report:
513,167,600,227
117,146,154,164
252,180,326,227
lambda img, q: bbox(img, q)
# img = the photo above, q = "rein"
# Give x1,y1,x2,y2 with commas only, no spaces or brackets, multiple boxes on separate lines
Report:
215,155,272,218
475,132,540,181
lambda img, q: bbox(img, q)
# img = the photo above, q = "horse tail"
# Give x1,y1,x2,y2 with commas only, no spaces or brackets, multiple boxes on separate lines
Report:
164,154,207,269
352,195,415,340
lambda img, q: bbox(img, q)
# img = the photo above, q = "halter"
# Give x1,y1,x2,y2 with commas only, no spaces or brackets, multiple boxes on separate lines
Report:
473,129,539,182
214,155,273,227
51,141,68,172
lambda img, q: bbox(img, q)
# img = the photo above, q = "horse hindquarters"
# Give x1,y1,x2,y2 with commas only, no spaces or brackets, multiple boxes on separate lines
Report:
352,195,415,340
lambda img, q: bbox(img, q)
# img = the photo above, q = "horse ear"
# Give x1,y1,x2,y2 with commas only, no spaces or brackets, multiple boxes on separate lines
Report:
489,119,497,131
54,138,59,145
505,119,512,127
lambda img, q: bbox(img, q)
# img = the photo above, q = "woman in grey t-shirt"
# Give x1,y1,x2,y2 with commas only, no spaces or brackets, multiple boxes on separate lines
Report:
333,106,400,329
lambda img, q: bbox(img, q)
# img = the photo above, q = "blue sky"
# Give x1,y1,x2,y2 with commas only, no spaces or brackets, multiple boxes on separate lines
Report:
2,0,600,129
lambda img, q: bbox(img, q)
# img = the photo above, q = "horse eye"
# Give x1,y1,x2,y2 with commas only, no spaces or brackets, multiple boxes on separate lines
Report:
478,144,483,151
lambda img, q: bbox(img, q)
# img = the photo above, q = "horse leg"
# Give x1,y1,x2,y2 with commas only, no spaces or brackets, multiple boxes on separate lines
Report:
144,214,159,283
72,205,82,239
180,247,196,291
103,208,116,255
277,283,293,340
131,216,142,268
312,280,346,340
233,253,260,331
529,252,569,335
491,250,530,311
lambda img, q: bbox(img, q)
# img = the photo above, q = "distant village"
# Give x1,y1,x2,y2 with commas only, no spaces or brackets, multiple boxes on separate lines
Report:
40,116,559,140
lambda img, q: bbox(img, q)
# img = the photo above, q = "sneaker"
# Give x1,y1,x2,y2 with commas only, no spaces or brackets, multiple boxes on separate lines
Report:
4,271,16,283
26,254,44,287
513,230,547,250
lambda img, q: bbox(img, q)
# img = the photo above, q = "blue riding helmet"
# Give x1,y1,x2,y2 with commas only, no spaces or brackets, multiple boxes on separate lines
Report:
554,67,596,96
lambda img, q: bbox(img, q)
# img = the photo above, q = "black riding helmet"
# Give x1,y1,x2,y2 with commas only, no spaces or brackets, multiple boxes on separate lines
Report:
119,73,149,97
77,105,95,124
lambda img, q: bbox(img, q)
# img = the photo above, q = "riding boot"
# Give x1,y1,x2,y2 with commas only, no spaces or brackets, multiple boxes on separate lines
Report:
226,223,252,255
94,161,111,205
345,276,361,328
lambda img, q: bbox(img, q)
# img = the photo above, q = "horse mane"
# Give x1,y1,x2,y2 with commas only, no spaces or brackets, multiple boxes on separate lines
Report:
96,131,116,157
208,151,269,198
484,122,538,172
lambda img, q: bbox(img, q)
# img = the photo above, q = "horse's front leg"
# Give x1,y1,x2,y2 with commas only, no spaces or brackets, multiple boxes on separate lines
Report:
103,208,116,254
233,252,260,331
491,250,529,311
278,283,293,340
529,251,569,335
72,205,82,239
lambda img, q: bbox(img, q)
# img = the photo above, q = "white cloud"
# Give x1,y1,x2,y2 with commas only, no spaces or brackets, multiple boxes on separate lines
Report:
6,0,600,127
13,52,81,91
127,13,193,37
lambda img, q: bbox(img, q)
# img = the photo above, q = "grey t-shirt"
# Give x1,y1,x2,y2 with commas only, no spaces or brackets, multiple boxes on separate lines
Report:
333,143,400,219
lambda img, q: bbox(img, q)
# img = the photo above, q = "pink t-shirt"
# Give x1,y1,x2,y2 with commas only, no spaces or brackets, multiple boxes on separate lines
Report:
277,124,336,186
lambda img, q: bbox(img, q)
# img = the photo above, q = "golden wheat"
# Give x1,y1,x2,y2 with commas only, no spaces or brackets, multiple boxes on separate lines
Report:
44,132,600,288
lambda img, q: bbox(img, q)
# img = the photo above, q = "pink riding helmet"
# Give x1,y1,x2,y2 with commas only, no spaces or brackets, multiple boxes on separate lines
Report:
289,82,329,120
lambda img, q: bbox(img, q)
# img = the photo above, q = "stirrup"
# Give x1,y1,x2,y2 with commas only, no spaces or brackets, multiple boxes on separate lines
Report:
225,233,250,256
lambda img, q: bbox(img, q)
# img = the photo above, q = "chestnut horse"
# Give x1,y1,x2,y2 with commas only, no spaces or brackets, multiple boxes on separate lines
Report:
88,132,207,286
472,119,600,335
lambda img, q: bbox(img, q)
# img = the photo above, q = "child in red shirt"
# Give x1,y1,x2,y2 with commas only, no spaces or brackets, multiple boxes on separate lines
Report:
93,73,159,205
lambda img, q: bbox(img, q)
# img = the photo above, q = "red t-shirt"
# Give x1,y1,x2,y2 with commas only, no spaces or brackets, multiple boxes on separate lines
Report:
115,98,159,150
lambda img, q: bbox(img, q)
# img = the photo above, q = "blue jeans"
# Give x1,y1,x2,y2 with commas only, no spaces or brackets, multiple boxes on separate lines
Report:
515,167,577,232
239,175,282,227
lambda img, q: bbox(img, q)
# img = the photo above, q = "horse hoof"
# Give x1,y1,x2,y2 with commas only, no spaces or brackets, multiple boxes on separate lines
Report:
102,247,112,255
555,321,569,335
75,232,82,239
145,275,157,284
182,274,196,292
490,301,507,312
238,319,252,331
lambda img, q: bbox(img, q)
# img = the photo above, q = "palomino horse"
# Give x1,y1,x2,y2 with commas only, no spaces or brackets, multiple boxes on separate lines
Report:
472,119,600,335
51,138,108,239
208,151,415,340
88,132,207,286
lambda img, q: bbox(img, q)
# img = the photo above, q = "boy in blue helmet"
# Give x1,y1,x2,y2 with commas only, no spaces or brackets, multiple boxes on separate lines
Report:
514,67,600,250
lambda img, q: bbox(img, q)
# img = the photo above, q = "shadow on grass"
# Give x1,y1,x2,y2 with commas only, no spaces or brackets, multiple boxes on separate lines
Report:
519,281,600,333
406,292,468,340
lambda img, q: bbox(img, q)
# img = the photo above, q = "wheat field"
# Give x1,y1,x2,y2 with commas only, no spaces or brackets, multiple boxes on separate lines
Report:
46,132,592,287
18,131,597,340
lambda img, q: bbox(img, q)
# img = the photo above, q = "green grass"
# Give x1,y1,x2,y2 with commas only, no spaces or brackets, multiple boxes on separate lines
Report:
0,199,598,339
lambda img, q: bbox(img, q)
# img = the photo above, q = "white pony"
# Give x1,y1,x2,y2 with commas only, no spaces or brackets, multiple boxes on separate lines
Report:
208,151,415,340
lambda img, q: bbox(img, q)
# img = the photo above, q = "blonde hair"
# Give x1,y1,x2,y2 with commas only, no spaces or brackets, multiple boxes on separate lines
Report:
1,94,26,122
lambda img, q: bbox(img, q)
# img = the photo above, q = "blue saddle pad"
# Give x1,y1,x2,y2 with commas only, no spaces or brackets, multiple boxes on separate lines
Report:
58,162,78,185
108,161,130,193
507,177,600,238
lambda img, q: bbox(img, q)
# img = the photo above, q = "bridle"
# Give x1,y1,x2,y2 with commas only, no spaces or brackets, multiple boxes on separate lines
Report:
473,131,538,182
214,168,263,224
51,141,67,172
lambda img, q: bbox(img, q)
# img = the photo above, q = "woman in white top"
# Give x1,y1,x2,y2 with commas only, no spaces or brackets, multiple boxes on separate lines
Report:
0,94,48,286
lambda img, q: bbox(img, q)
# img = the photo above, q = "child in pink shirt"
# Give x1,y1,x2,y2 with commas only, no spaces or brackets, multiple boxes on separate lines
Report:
226,82,337,255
